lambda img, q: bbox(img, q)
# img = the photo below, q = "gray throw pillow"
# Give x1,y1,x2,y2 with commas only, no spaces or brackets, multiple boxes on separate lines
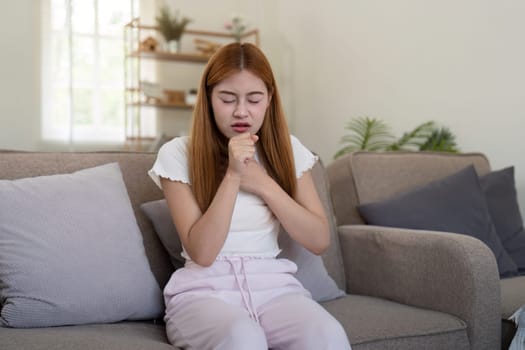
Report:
481,166,525,273
277,227,346,302
140,199,185,270
358,165,518,277
0,163,163,328
140,199,345,302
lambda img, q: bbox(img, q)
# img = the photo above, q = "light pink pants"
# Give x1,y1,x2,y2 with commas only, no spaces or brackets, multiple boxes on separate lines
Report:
163,257,351,350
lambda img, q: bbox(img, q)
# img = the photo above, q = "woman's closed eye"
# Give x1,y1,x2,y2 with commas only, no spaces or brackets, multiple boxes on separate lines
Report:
220,98,261,104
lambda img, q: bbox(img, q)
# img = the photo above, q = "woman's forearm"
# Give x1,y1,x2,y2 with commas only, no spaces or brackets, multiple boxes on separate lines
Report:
184,171,241,266
260,179,330,255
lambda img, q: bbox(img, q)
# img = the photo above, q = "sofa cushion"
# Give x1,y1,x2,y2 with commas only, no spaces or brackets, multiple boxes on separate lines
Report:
481,166,525,272
0,322,175,350
358,165,518,277
310,159,346,291
141,199,345,302
350,151,492,204
140,199,185,269
0,163,163,328
0,152,172,288
322,294,469,349
278,226,346,302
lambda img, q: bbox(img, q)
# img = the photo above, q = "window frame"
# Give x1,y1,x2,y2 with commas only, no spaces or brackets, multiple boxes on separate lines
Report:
41,0,138,145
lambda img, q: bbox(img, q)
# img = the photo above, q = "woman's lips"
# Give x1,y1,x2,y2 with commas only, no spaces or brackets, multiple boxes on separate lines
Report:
231,123,251,133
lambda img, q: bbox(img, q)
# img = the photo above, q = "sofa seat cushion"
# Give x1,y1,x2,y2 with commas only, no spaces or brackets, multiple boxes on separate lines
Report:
501,276,525,319
322,294,469,349
0,322,175,350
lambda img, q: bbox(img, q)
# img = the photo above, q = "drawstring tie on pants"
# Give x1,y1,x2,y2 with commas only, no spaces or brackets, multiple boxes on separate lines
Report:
226,257,260,324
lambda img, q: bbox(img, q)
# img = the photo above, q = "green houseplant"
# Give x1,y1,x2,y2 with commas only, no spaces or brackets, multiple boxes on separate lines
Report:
334,117,459,159
155,6,192,53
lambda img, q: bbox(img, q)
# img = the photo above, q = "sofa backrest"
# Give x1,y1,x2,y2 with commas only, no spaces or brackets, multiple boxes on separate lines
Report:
0,151,348,292
327,151,492,226
0,151,172,288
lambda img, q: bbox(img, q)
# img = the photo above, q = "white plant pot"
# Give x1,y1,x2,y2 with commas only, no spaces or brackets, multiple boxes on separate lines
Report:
166,40,180,53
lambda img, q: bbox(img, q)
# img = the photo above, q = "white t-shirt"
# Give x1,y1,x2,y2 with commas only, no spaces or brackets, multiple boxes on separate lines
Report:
148,135,318,261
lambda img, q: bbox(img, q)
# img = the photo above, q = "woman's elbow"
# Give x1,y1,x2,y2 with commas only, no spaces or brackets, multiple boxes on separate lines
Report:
311,239,330,255
192,256,215,267
311,225,330,255
186,250,216,267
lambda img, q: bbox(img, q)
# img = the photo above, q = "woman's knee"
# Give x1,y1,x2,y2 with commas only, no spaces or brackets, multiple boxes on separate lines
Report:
299,317,351,349
218,319,267,350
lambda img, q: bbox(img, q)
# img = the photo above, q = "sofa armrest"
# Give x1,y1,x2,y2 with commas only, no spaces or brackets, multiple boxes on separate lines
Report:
339,224,500,350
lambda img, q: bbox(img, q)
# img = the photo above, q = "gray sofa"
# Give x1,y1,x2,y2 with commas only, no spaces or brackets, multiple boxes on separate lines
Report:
0,150,508,349
328,151,525,349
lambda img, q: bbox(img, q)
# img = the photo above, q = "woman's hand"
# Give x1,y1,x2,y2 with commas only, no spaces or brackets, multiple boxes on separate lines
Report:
228,133,273,196
240,159,272,196
227,133,259,176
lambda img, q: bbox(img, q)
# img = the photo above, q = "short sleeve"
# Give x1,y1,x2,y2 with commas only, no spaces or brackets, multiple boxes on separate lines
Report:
148,136,190,189
290,135,318,179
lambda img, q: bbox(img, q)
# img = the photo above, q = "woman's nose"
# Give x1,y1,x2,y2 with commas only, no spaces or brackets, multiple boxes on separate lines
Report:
233,101,248,118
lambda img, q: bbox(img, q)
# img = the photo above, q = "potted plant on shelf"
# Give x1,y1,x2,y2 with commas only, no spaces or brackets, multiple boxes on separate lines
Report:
224,14,247,42
155,5,192,53
334,117,459,159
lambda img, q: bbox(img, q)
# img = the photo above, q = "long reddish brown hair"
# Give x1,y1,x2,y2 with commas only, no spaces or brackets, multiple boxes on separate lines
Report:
189,42,296,212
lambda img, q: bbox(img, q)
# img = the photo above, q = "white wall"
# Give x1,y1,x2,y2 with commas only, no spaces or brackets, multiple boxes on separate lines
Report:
2,0,525,214
267,0,525,214
282,1,525,162
0,1,40,151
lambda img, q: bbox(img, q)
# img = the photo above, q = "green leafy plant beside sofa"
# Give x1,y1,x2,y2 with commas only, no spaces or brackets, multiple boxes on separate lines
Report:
334,117,459,159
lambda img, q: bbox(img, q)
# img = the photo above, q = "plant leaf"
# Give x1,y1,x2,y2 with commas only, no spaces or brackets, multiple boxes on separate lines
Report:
418,127,459,152
387,121,435,151
156,6,192,41
334,117,459,158
334,117,394,158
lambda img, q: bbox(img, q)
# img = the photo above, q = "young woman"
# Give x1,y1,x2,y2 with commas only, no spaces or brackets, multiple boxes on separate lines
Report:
149,42,351,350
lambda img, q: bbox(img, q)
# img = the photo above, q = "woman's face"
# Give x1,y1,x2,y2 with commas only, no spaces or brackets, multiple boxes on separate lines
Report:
210,69,271,139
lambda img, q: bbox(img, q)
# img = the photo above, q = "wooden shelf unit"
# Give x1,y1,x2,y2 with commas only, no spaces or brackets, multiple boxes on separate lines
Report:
127,50,211,63
129,101,194,109
123,18,259,149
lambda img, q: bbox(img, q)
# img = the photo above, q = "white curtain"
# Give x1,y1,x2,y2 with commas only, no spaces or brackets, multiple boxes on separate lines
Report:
41,0,138,145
